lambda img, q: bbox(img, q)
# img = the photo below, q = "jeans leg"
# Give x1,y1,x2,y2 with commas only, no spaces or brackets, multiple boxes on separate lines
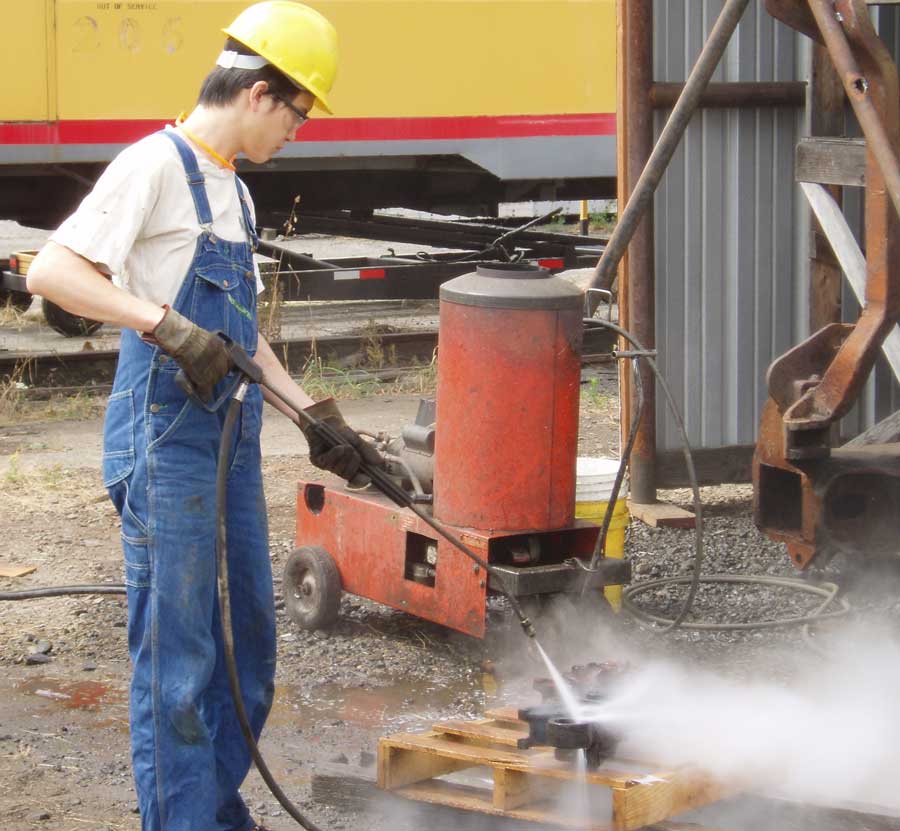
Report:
113,476,160,831
143,426,221,830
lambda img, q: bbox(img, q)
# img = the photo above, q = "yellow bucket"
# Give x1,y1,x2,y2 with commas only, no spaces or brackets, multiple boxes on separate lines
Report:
575,457,629,609
575,499,629,608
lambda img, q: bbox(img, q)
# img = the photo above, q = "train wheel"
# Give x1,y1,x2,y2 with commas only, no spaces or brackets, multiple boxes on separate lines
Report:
283,546,342,630
42,298,103,337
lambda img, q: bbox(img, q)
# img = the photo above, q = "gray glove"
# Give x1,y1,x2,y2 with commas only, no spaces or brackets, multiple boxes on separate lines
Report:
300,398,383,483
151,307,231,402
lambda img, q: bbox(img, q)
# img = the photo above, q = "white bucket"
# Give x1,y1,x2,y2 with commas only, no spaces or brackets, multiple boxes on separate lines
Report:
575,456,623,502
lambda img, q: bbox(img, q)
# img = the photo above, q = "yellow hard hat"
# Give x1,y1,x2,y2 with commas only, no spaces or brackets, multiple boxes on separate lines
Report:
223,1,338,114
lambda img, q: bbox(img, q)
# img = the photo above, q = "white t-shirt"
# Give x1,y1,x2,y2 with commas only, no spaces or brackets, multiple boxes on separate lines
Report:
52,125,264,308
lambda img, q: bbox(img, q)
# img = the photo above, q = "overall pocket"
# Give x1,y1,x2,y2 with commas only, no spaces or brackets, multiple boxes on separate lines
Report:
102,390,135,488
108,479,151,589
190,261,257,353
146,358,224,450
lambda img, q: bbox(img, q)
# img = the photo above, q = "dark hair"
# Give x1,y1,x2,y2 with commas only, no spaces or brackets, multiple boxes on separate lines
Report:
197,38,302,106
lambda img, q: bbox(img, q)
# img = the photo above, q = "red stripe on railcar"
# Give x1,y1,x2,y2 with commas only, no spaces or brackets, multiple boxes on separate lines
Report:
0,113,616,145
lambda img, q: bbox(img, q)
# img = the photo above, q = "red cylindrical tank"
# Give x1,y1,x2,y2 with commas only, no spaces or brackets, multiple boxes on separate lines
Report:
433,263,584,532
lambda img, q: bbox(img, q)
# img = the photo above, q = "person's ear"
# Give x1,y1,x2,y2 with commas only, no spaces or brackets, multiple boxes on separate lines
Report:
248,80,270,111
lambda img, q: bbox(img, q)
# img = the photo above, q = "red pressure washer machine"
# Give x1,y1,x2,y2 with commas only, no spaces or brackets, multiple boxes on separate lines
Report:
284,263,629,638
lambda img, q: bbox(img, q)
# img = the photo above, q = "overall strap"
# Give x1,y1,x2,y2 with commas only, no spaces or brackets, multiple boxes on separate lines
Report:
162,130,214,229
235,176,259,250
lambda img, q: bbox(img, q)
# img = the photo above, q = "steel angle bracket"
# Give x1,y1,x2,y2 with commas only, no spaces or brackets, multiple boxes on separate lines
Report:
487,558,631,596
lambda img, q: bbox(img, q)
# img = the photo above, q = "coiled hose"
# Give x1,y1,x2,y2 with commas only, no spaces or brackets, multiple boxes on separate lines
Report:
581,317,850,633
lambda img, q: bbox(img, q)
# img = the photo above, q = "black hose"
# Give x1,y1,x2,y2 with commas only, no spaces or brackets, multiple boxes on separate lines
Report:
0,585,125,600
0,394,324,830
586,318,850,635
581,318,706,631
216,385,325,831
585,351,645,575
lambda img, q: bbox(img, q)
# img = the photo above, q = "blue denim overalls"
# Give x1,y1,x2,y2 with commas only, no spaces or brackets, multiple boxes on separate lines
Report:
102,131,275,831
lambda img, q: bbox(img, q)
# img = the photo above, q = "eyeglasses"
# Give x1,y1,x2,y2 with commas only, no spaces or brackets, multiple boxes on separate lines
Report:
269,93,309,129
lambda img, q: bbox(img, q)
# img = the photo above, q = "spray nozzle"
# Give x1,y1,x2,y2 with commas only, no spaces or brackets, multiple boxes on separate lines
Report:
520,616,537,639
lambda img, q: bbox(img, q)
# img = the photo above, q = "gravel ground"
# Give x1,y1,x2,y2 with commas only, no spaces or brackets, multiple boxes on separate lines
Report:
3,379,900,829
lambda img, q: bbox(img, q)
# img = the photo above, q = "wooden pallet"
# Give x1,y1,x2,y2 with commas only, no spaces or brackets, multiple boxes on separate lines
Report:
377,706,734,830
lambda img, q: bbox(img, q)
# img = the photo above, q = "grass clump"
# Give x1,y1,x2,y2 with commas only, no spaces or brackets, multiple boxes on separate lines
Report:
0,359,32,423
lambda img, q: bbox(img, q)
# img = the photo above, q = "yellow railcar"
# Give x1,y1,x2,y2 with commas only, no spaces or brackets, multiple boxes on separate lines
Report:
1,1,616,227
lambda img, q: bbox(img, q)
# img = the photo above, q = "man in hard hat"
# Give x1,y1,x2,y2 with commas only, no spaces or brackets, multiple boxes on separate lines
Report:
27,4,365,829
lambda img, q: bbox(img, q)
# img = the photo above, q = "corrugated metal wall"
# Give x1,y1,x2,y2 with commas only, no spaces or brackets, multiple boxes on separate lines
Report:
653,1,808,453
652,3,900,457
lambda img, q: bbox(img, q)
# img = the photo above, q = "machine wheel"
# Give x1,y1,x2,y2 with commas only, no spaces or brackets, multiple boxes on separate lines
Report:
283,546,342,630
42,298,103,337
0,288,33,312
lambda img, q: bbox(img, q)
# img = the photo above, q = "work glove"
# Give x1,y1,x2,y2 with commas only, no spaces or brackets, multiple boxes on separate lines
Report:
151,307,232,402
300,397,384,485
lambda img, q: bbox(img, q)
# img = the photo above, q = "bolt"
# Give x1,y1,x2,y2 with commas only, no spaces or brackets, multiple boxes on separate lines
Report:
473,564,480,574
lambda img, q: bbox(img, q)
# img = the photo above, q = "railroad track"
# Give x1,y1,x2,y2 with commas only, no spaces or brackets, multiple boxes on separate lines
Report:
1,325,615,393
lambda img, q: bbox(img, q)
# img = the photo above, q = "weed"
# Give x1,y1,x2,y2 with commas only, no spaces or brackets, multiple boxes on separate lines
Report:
0,358,33,422
1,456,71,497
384,349,438,396
361,321,400,370
39,464,65,490
43,392,103,422
299,354,381,400
582,376,612,409
258,264,284,342
590,211,618,233
0,298,30,329
297,346,438,401
4,453,25,486
0,360,104,426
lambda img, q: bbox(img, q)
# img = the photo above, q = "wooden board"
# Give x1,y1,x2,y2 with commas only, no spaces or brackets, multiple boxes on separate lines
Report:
795,137,867,188
627,501,696,530
378,714,734,830
0,563,37,578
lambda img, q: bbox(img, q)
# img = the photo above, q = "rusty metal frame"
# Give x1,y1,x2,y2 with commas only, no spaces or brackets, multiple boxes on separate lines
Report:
763,0,900,453
755,0,900,566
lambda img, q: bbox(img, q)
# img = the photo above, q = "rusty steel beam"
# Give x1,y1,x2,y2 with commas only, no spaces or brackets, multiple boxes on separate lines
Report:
615,0,656,505
650,81,807,109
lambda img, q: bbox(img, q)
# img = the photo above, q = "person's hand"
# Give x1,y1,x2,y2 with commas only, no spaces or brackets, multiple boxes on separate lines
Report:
151,307,231,402
300,398,383,483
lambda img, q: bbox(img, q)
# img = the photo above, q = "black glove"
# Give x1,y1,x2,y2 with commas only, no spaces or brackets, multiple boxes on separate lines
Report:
300,398,383,484
151,307,231,402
